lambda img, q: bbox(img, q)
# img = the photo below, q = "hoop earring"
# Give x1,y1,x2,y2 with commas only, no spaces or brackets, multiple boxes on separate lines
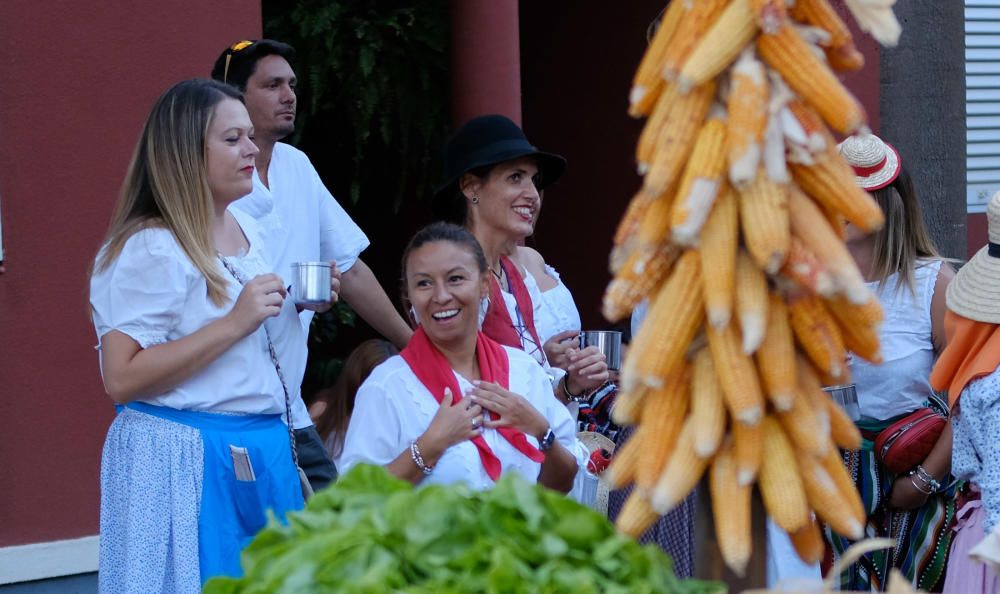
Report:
409,305,420,325
478,296,489,328
470,195,479,205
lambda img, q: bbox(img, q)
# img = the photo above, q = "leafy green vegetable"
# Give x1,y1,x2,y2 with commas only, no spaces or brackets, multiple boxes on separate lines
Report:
204,465,724,593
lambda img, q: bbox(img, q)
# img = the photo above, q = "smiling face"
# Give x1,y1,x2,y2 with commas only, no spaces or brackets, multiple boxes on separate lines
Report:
205,97,258,205
405,240,490,350
243,54,297,142
462,156,541,240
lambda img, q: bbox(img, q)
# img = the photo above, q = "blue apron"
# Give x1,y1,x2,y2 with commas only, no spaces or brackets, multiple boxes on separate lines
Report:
122,402,304,583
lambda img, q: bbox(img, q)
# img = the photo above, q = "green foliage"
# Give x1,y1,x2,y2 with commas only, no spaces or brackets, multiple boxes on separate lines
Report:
264,0,450,209
204,465,725,593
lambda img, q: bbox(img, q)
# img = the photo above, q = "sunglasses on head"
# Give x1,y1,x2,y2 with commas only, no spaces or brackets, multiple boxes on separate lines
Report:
223,40,256,84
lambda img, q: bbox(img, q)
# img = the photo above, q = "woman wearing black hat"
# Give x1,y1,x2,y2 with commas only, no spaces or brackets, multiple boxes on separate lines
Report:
432,114,609,406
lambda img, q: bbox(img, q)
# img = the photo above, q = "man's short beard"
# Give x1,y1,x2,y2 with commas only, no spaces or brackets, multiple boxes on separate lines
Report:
275,122,296,140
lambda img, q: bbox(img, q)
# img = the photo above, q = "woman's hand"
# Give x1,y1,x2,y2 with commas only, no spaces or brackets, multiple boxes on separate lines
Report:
227,273,286,336
469,381,548,438
543,330,579,371
300,262,342,313
565,346,610,395
888,474,930,510
419,388,484,463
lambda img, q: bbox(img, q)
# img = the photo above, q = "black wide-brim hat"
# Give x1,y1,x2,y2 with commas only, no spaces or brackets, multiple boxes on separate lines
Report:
432,114,567,204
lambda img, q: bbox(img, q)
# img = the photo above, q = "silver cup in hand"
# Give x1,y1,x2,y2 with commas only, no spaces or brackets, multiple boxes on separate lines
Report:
578,330,623,371
822,383,860,421
290,262,332,306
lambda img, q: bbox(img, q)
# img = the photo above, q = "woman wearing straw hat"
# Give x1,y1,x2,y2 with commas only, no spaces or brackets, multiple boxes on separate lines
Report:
823,133,958,592
929,190,1000,593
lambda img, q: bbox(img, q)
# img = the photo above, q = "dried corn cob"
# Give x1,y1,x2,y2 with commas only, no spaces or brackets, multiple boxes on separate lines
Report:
710,444,752,576
757,22,866,134
735,251,770,353
789,148,885,234
611,192,651,273
759,416,811,532
627,251,705,390
606,424,645,489
643,80,717,194
603,245,678,323
671,116,728,245
791,0,865,71
755,292,797,411
651,419,711,513
660,0,730,81
700,187,740,328
779,236,836,296
738,169,790,273
677,0,758,92
707,320,766,424
638,186,679,249
635,366,692,489
610,384,647,426
799,456,865,539
616,490,660,538
636,81,681,172
788,183,874,303
690,348,727,457
788,292,847,379
726,50,769,188
777,388,831,457
789,517,825,565
732,418,763,486
818,447,865,520
629,0,687,117
825,294,884,363
749,0,787,34
782,99,833,165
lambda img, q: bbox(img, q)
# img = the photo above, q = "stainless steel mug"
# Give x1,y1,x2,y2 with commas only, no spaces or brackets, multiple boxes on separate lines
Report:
822,383,860,421
578,330,623,371
290,262,332,306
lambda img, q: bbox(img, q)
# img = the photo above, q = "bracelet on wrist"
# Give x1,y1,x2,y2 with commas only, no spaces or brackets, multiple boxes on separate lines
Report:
914,465,942,492
908,474,934,495
410,440,433,475
561,376,587,403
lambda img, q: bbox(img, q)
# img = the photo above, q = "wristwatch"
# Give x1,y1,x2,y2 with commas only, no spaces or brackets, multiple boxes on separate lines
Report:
537,426,556,451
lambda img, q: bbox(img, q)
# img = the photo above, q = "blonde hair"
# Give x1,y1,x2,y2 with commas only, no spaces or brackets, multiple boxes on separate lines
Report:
867,167,943,294
95,79,243,306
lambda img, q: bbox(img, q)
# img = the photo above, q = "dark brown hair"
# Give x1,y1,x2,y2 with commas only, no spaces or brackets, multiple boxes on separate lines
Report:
314,339,398,459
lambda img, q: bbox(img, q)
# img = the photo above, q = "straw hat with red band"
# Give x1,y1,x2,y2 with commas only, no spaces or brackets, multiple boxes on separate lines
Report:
837,133,902,191
947,190,1000,324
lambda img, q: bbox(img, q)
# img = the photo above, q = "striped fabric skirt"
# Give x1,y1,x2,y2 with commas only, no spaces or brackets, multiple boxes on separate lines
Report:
824,417,957,592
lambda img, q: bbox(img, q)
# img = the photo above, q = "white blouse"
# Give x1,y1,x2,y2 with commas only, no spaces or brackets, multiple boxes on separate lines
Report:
89,210,309,422
339,346,585,490
850,259,942,421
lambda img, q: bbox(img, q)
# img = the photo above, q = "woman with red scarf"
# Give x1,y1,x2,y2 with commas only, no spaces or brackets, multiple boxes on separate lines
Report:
339,223,580,491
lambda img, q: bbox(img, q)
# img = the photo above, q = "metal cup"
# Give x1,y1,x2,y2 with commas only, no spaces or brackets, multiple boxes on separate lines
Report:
289,262,332,306
578,330,623,371
822,383,860,421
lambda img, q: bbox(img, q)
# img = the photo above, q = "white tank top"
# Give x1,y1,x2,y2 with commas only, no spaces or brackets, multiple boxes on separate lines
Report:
850,259,942,421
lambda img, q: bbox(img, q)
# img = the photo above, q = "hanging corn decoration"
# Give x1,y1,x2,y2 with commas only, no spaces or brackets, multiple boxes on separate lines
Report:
605,0,903,576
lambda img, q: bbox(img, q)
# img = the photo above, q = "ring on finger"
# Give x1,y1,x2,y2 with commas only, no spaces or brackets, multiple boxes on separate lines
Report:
472,417,480,430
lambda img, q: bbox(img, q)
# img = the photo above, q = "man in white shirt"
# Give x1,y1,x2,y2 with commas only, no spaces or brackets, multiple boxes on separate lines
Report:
211,39,413,491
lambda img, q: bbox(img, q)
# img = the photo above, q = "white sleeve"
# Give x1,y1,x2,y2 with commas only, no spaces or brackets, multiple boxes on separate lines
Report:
339,373,404,473
313,166,370,273
525,360,586,470
89,230,190,349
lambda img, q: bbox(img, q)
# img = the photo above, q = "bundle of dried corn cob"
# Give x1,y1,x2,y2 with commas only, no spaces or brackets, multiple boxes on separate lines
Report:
604,0,901,576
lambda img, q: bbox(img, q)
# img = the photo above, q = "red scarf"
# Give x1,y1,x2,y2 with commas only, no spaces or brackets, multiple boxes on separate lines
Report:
481,255,547,363
400,327,544,480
